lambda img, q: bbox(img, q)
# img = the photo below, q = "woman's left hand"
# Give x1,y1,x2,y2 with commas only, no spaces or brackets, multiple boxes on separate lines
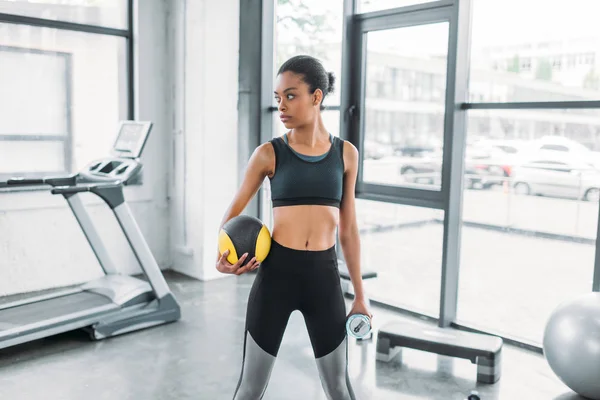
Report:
348,298,373,321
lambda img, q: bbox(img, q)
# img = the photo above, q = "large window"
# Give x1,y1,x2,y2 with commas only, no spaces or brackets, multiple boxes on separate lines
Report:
275,0,343,106
470,0,600,102
356,200,443,317
456,0,600,346
0,1,131,181
257,0,600,352
358,0,439,14
0,0,128,29
457,109,600,344
362,22,448,190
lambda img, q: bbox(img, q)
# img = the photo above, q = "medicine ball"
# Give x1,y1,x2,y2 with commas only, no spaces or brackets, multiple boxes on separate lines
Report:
218,215,271,267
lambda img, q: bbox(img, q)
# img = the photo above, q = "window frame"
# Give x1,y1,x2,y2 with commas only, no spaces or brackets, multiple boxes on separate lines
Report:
248,0,600,354
0,45,73,180
0,1,133,184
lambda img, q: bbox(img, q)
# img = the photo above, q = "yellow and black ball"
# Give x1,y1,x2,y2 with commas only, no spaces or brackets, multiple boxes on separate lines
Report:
218,215,271,267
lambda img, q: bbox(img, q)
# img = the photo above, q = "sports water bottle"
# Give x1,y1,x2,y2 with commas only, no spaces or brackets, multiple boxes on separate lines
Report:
346,314,371,339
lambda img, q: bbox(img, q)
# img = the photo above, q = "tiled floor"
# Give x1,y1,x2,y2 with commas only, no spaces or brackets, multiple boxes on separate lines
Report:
0,271,588,400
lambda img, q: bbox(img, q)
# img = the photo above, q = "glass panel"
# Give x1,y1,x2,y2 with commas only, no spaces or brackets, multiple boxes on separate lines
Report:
0,47,68,135
362,23,449,190
0,23,128,175
273,110,340,138
358,0,438,14
457,108,600,344
356,199,443,317
470,0,600,102
275,0,343,105
0,141,65,174
0,0,128,30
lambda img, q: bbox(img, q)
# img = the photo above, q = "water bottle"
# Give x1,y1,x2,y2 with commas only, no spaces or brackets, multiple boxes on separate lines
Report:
346,314,371,339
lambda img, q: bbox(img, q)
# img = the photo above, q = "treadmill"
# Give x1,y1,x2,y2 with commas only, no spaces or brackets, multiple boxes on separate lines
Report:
0,121,181,350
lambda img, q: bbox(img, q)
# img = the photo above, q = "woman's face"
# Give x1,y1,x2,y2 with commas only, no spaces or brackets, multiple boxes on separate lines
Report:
274,71,323,130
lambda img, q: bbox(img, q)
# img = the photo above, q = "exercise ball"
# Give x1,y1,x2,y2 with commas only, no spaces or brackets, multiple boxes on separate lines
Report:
543,292,600,400
218,215,271,267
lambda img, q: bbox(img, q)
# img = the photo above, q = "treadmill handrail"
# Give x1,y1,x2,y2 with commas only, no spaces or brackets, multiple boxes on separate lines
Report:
7,175,77,187
51,181,122,195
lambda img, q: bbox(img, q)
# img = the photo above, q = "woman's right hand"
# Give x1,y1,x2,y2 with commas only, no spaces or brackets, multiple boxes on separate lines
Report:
216,250,260,275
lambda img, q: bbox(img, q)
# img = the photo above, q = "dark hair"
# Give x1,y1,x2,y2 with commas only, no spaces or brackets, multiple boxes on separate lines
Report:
277,55,335,111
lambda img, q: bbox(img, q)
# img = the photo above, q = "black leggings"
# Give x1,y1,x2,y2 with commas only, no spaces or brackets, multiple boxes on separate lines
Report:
233,239,356,400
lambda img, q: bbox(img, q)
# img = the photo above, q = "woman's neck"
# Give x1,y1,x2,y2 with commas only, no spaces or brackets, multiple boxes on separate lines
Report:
289,116,329,148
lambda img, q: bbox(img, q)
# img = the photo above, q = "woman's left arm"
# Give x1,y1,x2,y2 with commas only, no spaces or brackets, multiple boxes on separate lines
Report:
338,141,366,302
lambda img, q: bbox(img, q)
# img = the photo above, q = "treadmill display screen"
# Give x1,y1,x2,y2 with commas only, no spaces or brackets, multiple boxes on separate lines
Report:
113,121,152,158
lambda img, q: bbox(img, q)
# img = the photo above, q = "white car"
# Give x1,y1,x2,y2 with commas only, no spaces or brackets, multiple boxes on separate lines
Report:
524,136,600,168
512,159,600,201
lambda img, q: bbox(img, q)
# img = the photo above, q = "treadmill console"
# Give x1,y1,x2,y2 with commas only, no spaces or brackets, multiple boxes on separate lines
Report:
78,121,153,184
112,121,153,159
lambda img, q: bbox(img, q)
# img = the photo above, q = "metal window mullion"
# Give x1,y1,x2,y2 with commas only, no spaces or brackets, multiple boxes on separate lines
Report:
438,0,472,327
357,191,444,210
0,45,68,57
64,53,73,171
336,0,358,262
595,199,600,291
0,12,129,37
238,0,265,219
358,182,444,206
257,0,276,225
339,0,357,145
464,101,600,110
0,135,66,141
269,105,342,112
360,7,451,32
260,1,275,145
127,0,134,120
355,0,454,20
355,18,368,183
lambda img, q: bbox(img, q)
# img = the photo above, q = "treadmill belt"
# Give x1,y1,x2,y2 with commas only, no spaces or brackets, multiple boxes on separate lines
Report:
0,292,114,330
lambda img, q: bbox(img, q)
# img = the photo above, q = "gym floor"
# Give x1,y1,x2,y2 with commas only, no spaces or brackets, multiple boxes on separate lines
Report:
0,271,583,400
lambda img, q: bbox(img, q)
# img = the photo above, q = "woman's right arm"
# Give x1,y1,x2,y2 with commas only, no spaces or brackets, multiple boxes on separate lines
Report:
215,142,274,274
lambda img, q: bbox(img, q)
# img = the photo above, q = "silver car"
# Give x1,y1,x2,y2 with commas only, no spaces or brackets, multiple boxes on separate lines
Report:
512,160,600,201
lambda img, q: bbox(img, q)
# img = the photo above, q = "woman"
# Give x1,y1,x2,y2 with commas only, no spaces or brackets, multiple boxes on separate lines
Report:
216,55,372,400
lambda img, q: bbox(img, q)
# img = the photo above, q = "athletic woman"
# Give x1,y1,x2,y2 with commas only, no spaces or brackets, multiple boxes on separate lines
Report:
216,55,372,400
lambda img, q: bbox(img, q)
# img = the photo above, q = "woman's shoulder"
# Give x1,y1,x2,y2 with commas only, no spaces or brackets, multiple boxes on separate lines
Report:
339,139,358,173
246,141,277,177
338,137,358,155
255,140,277,159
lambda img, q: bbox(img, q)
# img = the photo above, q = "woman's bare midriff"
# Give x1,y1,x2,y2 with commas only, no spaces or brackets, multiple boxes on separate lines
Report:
271,205,339,251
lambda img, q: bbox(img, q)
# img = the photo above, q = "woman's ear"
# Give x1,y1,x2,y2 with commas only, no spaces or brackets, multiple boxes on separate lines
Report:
313,89,323,107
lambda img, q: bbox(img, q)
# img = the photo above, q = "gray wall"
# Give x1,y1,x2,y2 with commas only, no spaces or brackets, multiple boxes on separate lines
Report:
167,0,240,280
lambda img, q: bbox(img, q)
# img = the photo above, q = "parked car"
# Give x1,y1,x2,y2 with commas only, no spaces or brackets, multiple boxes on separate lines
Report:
393,136,442,157
398,139,525,188
398,149,443,184
364,140,394,160
524,136,600,167
464,139,527,188
511,159,600,201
